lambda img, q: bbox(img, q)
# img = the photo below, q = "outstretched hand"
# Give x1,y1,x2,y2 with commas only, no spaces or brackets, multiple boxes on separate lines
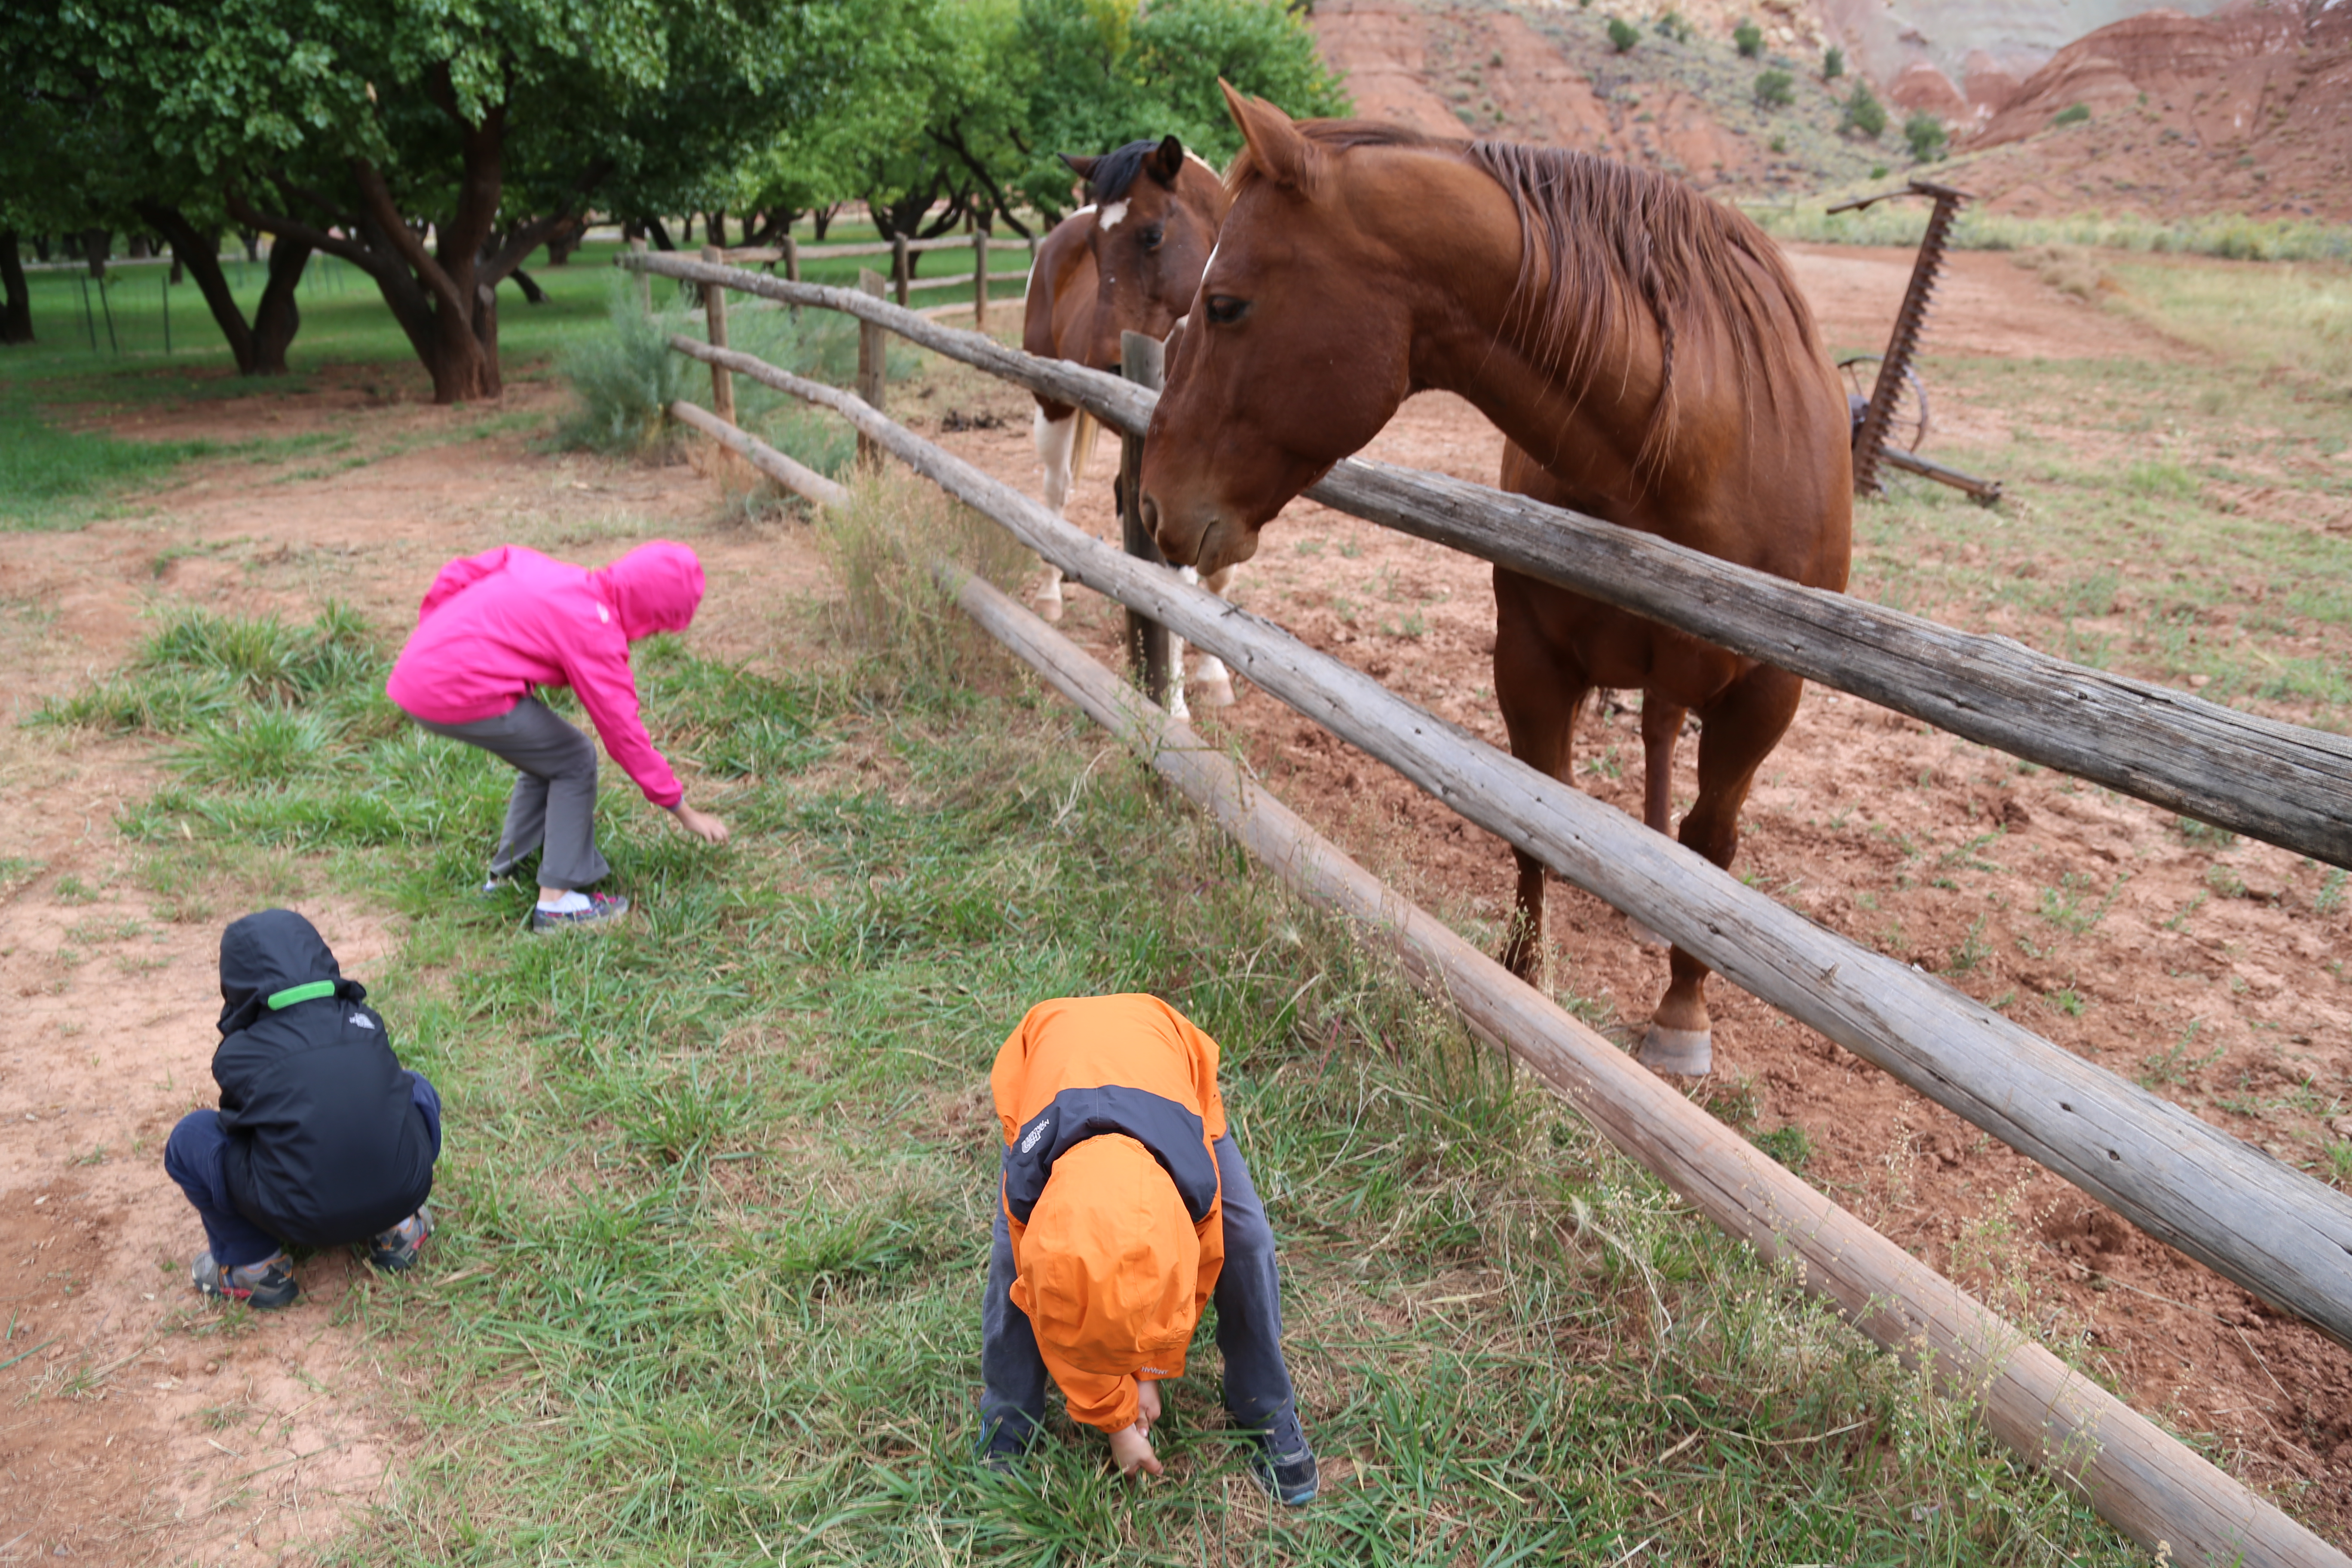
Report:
1109,1421,1163,1479
670,803,730,845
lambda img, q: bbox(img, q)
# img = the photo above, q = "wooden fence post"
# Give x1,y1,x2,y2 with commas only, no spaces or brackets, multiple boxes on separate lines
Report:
972,228,989,332
856,268,888,468
698,245,734,425
628,238,650,315
891,234,910,309
1118,329,1170,704
781,234,799,287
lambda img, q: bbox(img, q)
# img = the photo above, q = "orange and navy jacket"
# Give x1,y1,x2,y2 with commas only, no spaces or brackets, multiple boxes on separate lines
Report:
991,994,1227,1433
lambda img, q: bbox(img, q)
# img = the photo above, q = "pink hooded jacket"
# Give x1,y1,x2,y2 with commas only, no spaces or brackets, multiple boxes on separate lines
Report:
386,542,704,808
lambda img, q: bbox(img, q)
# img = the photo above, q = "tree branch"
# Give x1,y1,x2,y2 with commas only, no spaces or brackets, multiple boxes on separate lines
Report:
347,156,468,321
926,123,1033,239
224,185,376,275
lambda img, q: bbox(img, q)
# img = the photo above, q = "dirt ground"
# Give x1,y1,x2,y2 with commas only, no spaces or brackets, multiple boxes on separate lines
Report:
2,241,2346,1556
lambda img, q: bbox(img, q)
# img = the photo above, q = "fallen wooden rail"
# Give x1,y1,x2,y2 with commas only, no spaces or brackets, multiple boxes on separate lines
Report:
619,253,2352,872
946,562,2348,1568
669,399,845,508
669,328,2352,1356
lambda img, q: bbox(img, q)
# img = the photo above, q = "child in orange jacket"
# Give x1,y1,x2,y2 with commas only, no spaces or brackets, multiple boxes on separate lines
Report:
979,994,1317,1503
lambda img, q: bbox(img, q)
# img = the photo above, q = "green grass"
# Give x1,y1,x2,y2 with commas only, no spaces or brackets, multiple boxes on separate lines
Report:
1749,200,2352,265
0,385,224,529
27,484,2166,1565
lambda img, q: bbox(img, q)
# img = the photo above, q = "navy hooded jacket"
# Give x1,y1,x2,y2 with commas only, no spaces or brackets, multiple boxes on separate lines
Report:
212,910,435,1246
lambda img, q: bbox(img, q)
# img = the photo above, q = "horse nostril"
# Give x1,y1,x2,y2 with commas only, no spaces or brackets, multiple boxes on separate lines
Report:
1139,492,1161,542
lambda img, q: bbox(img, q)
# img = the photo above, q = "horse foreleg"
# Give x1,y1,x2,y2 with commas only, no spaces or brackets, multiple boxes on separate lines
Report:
1626,694,1689,950
1639,664,1804,1077
1491,570,1588,985
1032,407,1076,621
1188,565,1237,710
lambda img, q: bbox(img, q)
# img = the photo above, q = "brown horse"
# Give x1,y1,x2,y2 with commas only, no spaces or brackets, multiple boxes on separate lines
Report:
1138,88,1852,1076
1022,135,1240,711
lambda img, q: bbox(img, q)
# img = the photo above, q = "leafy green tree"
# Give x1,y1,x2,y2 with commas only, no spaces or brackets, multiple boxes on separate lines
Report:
1842,81,1887,140
1754,70,1793,108
1733,19,1763,57
1607,17,1639,52
1904,111,1948,162
1011,0,1349,223
28,0,875,401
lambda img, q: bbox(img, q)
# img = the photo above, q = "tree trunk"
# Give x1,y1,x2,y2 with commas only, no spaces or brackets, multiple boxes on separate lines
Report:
32,233,53,263
249,235,312,374
646,215,676,251
812,205,837,240
0,231,32,345
81,227,110,277
508,266,547,304
545,218,583,265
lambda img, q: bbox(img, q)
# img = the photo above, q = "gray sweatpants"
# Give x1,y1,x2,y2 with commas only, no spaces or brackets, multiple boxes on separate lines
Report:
979,1133,1297,1446
412,696,612,891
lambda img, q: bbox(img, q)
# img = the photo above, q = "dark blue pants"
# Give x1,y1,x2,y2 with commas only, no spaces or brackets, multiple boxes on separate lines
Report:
165,1072,442,1268
980,1134,1297,1445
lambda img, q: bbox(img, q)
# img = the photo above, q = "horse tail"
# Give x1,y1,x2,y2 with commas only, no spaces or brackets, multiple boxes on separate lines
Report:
1069,407,1101,484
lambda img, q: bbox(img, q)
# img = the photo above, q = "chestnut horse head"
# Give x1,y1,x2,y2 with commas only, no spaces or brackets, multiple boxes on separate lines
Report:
1052,135,1230,371
1139,87,1848,579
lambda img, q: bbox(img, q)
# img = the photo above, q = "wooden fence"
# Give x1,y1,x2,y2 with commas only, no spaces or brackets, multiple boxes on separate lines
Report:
619,247,2352,1566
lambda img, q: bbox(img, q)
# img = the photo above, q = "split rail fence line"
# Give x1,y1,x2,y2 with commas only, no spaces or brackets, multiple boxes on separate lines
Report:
626,252,2352,872
660,364,2346,1568
626,248,2352,1348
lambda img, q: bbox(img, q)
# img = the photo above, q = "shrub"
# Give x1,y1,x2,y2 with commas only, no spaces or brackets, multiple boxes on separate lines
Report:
1606,16,1638,52
1905,110,1948,161
1755,69,1794,107
1842,81,1886,139
1823,44,1844,79
2053,102,2091,126
1653,8,1691,41
555,289,688,453
1733,18,1762,56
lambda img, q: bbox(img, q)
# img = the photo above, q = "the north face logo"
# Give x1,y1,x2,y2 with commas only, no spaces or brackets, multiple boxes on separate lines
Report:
1020,1117,1050,1154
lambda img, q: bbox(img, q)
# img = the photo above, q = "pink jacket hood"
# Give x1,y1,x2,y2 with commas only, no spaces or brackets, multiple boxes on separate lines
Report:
591,541,704,641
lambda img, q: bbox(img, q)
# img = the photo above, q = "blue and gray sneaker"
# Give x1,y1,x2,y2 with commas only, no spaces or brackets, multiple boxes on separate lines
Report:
530,891,630,934
1248,1408,1319,1506
366,1207,435,1273
190,1250,299,1310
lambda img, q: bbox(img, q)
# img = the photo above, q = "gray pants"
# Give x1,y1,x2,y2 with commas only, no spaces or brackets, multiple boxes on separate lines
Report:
412,696,612,891
980,1134,1297,1446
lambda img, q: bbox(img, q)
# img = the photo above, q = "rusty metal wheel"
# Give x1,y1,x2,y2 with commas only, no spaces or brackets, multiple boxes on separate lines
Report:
1838,353,1931,453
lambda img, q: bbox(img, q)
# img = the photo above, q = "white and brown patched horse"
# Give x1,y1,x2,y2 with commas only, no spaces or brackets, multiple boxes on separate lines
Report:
1022,135,1238,713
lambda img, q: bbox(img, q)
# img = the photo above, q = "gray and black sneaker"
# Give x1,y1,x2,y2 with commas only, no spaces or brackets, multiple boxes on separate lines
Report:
530,891,630,934
1247,1408,1319,1506
366,1207,434,1273
190,1250,299,1310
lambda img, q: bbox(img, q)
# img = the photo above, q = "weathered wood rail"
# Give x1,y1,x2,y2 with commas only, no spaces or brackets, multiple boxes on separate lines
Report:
671,328,2352,1363
618,251,2352,873
946,561,2351,1568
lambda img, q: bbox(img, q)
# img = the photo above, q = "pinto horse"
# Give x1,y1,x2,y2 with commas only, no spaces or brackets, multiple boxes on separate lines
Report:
1138,89,1852,1076
1022,135,1239,711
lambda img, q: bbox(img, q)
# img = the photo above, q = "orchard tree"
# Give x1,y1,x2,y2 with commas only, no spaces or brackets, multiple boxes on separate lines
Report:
38,0,873,401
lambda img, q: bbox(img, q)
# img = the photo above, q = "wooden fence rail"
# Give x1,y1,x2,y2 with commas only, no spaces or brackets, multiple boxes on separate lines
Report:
945,561,2350,1568
617,252,2352,873
667,329,2352,1359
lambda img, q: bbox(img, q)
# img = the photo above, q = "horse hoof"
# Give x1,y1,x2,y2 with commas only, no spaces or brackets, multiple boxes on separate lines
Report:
1627,916,1670,949
1194,675,1236,709
1170,693,1192,722
1638,1025,1712,1077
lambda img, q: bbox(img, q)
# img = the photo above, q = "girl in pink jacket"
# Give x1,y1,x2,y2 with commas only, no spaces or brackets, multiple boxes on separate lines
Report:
387,540,729,932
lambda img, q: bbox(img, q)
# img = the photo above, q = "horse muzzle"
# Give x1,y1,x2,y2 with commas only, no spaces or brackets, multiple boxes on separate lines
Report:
1139,490,1252,576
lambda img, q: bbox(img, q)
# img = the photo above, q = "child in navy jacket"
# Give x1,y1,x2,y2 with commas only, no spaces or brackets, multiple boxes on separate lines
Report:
163,910,440,1308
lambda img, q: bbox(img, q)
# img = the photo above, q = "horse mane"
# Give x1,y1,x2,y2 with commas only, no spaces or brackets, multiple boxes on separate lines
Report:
1228,120,1820,466
1085,139,1168,203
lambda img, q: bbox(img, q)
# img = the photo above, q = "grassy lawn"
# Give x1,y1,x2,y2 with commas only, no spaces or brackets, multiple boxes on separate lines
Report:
18,477,2153,1563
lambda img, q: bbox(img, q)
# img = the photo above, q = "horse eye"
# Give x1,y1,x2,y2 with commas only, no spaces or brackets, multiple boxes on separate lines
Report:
1139,225,1165,251
1204,295,1249,326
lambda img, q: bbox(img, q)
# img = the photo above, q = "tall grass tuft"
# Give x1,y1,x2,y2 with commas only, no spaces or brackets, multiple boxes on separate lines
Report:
814,468,1038,696
554,288,690,454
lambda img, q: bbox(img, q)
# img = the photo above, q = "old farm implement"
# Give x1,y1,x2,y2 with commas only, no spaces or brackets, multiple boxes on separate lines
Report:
1829,179,2004,506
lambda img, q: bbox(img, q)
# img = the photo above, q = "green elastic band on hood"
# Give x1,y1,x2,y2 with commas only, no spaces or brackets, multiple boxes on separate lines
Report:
266,980,338,1011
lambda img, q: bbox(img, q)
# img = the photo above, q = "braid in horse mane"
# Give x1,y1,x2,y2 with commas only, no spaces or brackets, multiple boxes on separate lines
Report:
1465,140,1815,470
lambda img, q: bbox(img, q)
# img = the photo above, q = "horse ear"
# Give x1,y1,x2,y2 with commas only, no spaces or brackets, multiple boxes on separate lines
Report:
1059,153,1100,187
1219,79,1313,192
1145,135,1185,186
